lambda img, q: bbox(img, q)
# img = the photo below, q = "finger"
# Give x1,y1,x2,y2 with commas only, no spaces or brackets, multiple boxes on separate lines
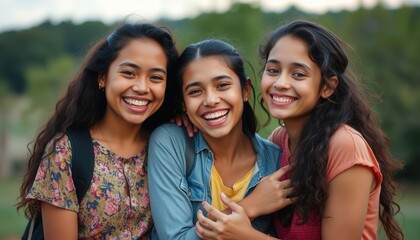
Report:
280,179,292,189
195,219,214,239
182,115,190,127
270,165,291,179
175,116,182,126
202,201,226,221
181,116,195,137
220,192,244,213
283,187,294,198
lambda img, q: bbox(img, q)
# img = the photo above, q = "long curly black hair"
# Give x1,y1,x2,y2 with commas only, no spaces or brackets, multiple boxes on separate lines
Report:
260,20,403,240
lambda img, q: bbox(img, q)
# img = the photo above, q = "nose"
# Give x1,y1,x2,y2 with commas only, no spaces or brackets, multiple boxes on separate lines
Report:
203,91,220,107
132,78,150,94
273,73,290,90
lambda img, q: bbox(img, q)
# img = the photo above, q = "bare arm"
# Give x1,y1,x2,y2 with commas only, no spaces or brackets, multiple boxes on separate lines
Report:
322,165,374,240
41,202,78,240
238,165,294,219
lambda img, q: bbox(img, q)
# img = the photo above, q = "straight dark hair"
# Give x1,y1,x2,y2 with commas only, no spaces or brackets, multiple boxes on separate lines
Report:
175,39,258,137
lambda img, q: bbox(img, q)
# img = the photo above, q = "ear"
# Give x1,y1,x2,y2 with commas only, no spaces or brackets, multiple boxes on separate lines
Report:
242,78,252,102
98,74,106,88
321,76,338,99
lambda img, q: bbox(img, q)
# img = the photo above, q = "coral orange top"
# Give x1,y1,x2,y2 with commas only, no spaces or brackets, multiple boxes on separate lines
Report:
270,125,382,240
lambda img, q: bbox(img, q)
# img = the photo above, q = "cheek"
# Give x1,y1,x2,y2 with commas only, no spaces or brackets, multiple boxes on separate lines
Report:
184,99,198,114
260,77,272,96
154,83,166,100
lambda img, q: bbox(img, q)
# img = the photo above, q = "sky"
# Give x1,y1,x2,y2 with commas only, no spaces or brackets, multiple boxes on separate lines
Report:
0,0,419,33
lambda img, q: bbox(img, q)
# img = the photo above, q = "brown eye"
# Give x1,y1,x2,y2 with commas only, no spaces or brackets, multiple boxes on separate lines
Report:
121,70,135,76
265,67,279,74
150,75,165,81
187,89,202,96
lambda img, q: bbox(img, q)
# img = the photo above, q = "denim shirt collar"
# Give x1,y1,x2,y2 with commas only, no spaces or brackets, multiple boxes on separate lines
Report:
192,131,272,189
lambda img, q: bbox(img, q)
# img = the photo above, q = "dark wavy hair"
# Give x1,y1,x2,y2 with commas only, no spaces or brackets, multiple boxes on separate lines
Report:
260,20,403,239
17,22,178,218
175,39,258,137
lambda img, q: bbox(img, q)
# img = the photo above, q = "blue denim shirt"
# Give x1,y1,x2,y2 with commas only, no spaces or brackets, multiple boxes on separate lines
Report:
148,123,281,240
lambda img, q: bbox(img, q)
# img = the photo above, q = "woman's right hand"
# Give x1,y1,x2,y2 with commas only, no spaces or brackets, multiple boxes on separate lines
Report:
242,165,294,219
196,194,279,240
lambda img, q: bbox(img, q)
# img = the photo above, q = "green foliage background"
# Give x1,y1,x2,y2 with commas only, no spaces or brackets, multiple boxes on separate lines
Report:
0,3,419,239
0,3,418,180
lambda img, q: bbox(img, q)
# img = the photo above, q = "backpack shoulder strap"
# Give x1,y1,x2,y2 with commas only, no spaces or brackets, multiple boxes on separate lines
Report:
66,129,94,203
22,130,93,240
184,132,195,176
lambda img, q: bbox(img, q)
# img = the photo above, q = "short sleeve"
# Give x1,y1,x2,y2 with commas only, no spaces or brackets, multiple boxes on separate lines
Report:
26,135,79,212
268,126,284,147
326,126,382,188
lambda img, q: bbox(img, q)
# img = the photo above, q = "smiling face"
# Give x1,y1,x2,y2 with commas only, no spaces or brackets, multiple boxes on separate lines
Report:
99,38,168,126
261,35,328,127
182,56,250,140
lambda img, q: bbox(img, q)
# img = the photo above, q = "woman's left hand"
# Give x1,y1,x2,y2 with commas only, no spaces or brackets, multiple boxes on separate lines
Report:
195,193,254,240
172,112,197,137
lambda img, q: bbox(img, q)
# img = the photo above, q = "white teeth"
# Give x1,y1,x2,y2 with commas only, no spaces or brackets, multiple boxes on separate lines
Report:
273,96,294,103
125,98,148,107
203,110,228,120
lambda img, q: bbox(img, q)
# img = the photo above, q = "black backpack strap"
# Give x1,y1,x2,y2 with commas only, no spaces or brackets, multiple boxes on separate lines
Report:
184,131,195,176
66,129,94,203
22,129,94,240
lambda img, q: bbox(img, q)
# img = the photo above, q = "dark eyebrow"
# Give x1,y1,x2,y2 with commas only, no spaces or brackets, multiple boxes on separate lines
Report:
266,59,312,72
151,67,167,75
292,62,312,72
119,62,140,69
266,59,280,65
118,62,167,74
184,74,233,91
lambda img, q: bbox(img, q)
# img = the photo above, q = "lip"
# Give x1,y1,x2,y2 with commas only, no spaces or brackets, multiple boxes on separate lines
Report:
270,93,296,106
123,96,150,113
201,109,229,126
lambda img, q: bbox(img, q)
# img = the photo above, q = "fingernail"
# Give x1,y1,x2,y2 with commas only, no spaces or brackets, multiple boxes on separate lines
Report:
221,192,227,199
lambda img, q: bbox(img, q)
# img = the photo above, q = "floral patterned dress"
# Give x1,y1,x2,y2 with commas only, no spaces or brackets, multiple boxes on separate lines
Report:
27,134,152,239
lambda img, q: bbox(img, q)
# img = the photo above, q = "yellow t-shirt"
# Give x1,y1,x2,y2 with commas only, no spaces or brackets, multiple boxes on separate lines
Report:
210,164,254,211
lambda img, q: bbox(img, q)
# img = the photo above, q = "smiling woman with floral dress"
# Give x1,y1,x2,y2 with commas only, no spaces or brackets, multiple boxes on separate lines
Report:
17,22,178,239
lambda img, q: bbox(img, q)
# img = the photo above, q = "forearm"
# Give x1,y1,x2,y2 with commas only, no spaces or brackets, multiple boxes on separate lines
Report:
235,195,259,220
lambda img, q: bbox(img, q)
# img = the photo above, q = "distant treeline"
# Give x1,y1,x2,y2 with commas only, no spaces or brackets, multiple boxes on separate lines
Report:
0,3,418,181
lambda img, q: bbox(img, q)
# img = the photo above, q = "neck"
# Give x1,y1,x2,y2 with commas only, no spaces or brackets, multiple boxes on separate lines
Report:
90,112,146,158
204,127,251,165
100,114,143,143
283,119,306,155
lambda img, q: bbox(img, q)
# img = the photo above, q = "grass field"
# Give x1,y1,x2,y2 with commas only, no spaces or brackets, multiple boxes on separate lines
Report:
0,178,419,240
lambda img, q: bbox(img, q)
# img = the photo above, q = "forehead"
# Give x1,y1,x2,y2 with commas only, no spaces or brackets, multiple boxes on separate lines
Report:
183,56,236,79
114,38,167,67
268,35,312,64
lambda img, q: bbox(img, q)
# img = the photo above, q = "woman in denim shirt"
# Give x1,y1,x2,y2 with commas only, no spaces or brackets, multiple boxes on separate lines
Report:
148,39,293,239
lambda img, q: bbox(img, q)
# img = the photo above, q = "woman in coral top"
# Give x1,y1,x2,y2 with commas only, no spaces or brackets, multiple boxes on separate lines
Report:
195,20,404,240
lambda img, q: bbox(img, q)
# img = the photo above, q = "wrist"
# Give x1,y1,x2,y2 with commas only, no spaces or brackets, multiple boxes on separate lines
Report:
239,197,258,220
